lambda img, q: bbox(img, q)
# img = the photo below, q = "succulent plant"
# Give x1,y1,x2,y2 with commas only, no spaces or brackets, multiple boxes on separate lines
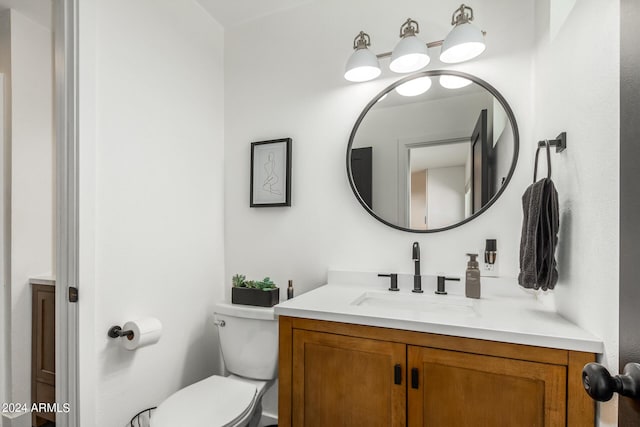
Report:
232,274,246,287
232,274,277,290
256,277,277,290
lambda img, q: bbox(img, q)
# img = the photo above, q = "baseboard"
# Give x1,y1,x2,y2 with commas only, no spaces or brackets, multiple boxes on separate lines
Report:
260,410,278,426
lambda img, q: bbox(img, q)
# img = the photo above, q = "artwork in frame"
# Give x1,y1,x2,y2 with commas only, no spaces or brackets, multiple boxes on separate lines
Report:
250,138,292,207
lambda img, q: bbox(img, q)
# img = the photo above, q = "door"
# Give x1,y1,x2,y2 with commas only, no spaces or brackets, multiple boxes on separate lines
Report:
620,0,640,424
471,109,489,214
292,330,406,426
407,346,566,427
350,147,373,209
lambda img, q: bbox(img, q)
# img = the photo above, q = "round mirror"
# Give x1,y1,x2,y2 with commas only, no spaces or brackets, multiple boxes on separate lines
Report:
347,70,519,232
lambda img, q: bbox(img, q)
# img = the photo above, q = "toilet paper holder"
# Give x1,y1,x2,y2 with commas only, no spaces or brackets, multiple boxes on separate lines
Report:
108,325,134,340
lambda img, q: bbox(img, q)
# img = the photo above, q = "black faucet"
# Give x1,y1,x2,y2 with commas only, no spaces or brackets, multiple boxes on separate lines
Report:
435,276,461,295
412,242,423,293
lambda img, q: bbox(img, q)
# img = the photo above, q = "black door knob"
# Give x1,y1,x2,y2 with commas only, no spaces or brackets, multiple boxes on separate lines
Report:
582,362,640,402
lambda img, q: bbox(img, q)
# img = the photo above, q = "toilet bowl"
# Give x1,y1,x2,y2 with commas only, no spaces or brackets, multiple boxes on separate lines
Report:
151,303,278,427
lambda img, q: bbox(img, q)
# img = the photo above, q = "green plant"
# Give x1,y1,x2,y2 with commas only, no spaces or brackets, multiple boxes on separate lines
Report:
232,274,278,290
255,277,277,290
232,274,246,287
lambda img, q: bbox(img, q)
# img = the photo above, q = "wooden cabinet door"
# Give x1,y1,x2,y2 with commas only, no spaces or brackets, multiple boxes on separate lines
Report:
32,284,56,425
33,286,55,385
292,329,406,427
407,345,567,427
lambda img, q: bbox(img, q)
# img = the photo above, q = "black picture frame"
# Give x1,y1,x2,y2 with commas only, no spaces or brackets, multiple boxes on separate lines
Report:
250,138,292,207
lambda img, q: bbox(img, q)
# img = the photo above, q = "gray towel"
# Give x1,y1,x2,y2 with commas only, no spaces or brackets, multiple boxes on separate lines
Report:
518,178,559,290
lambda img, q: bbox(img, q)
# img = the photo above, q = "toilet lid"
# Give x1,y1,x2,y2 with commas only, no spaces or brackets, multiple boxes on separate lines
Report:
152,375,258,427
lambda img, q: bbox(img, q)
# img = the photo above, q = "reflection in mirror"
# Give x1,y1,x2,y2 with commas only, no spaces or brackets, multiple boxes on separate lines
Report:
348,71,518,232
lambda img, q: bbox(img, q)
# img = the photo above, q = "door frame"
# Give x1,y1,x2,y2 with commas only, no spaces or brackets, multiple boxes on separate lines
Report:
398,136,471,228
619,0,640,424
54,0,79,425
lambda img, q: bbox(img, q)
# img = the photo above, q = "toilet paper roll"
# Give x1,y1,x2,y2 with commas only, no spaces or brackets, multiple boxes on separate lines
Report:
121,317,162,350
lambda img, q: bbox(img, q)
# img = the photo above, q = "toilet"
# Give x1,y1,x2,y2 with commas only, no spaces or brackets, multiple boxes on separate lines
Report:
152,303,278,427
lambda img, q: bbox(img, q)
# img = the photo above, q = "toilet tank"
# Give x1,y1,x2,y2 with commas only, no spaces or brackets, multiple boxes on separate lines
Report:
213,303,278,380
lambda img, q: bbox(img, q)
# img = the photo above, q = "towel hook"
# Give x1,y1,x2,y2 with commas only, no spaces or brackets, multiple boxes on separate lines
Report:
533,140,552,182
538,132,567,153
534,132,567,182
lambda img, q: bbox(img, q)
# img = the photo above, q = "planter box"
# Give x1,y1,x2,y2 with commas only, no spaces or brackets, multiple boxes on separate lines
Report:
232,287,280,307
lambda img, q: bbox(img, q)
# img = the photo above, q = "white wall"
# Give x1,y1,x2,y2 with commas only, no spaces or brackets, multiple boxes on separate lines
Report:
224,0,536,418
533,1,620,425
78,1,226,425
0,9,53,425
426,166,465,229
225,0,534,307
9,9,53,411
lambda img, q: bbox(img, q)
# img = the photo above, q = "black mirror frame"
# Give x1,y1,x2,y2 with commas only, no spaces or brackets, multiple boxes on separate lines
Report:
346,70,520,233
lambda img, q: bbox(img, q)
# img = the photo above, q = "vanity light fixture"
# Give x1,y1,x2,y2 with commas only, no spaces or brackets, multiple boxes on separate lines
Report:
389,19,430,73
344,4,486,83
440,4,486,63
344,31,382,82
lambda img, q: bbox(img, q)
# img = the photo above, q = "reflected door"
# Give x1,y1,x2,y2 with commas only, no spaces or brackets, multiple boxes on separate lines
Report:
351,147,373,209
471,109,489,214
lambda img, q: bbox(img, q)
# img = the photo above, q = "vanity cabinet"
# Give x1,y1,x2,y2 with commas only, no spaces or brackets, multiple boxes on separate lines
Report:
279,317,595,427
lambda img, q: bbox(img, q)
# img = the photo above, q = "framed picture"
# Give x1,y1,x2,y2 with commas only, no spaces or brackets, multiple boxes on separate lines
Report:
250,138,292,207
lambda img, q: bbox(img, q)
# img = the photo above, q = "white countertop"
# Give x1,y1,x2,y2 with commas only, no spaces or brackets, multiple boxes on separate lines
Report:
274,271,603,353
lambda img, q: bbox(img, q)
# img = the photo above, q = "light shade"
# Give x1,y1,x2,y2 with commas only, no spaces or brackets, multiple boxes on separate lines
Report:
390,35,430,73
396,76,432,97
440,22,486,64
439,75,472,89
344,48,382,82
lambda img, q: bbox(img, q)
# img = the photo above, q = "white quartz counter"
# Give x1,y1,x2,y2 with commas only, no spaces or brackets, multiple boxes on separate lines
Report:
274,271,603,353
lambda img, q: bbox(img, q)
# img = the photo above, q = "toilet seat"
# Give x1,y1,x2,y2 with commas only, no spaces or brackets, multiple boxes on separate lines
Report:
152,375,258,427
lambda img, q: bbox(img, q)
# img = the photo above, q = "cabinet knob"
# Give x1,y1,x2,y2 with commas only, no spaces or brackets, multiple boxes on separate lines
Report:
394,364,402,385
582,362,640,402
411,368,419,389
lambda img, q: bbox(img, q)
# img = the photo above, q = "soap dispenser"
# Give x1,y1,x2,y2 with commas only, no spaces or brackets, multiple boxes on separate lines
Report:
465,253,481,299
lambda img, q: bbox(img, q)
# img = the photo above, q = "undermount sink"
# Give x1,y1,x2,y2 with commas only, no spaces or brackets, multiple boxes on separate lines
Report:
351,290,477,315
